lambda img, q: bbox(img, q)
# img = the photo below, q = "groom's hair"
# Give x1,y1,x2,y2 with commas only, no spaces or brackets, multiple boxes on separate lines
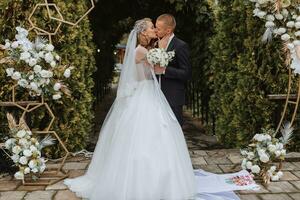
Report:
157,14,176,31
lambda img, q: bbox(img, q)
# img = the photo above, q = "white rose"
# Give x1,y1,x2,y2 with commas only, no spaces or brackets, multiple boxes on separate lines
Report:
24,167,30,174
38,51,45,58
5,138,15,149
28,58,37,67
31,168,39,173
17,130,27,138
30,145,38,152
265,21,275,28
11,41,19,49
44,52,54,63
12,72,21,80
277,27,286,35
28,159,37,169
30,82,38,91
266,14,275,21
257,11,267,18
6,68,14,77
241,158,247,169
268,144,276,152
18,79,28,88
45,44,54,51
271,175,279,181
295,31,300,37
50,61,56,68
40,164,46,172
40,70,53,78
246,161,253,169
11,154,20,163
260,153,269,163
19,138,28,147
247,152,255,160
251,165,261,174
295,22,300,29
275,150,281,157
275,13,284,20
294,40,300,46
4,41,11,49
19,156,28,165
277,171,283,177
23,149,32,157
29,75,34,80
287,21,295,28
20,51,31,60
12,145,22,154
282,9,289,18
53,93,62,100
281,149,286,156
55,55,60,60
33,65,42,73
281,33,291,41
64,68,71,78
53,83,61,91
14,171,24,180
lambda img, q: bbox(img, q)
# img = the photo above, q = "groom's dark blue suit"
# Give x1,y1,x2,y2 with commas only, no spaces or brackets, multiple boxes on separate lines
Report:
160,36,191,126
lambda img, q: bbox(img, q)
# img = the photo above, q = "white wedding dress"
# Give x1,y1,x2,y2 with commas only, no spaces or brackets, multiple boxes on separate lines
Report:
64,29,258,200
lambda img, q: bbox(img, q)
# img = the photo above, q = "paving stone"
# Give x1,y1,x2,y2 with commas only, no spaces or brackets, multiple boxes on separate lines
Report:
292,171,300,179
280,171,299,181
191,157,207,165
17,185,46,191
286,152,300,160
0,191,27,200
45,180,67,190
67,170,86,178
63,162,89,170
238,194,261,200
53,190,81,200
260,193,293,200
290,162,300,170
0,175,12,181
24,190,55,200
289,193,300,200
204,156,232,165
219,164,242,173
192,150,207,156
228,154,243,164
290,180,300,190
196,164,222,174
281,162,299,171
265,181,298,193
0,181,21,191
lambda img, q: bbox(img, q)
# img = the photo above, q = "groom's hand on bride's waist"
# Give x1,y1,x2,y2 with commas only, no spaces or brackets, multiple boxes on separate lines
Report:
154,65,166,75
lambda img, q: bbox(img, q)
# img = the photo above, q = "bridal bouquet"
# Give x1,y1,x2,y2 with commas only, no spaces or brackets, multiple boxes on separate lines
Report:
0,26,73,100
146,48,175,68
240,123,293,184
3,114,56,180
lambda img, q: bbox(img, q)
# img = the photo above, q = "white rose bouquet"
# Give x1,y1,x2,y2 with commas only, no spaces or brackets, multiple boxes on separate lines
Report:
146,48,175,68
0,26,73,100
240,122,293,184
3,114,56,180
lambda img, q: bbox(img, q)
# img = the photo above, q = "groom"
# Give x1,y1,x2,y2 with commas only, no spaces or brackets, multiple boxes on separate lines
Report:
154,14,191,126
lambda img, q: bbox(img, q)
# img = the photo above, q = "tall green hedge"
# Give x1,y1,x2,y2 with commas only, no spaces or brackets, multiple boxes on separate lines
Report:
208,0,289,147
0,0,96,157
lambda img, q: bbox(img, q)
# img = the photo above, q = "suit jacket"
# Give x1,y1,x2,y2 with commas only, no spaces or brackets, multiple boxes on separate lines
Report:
160,36,191,106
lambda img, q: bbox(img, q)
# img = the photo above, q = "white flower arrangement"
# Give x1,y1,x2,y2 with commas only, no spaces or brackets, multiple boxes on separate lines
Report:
248,0,300,74
3,114,56,180
0,26,73,100
240,122,293,184
146,48,175,68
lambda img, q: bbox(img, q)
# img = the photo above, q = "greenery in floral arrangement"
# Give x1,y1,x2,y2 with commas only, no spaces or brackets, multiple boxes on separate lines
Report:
240,122,293,184
3,113,56,180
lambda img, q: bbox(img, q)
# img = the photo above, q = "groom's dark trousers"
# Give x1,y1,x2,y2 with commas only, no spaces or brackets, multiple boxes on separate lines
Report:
159,36,191,126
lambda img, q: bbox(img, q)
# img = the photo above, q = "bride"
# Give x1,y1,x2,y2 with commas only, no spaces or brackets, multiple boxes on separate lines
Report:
64,18,257,200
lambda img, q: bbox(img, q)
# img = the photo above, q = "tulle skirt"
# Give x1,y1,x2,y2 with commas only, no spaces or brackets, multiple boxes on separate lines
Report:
64,80,197,200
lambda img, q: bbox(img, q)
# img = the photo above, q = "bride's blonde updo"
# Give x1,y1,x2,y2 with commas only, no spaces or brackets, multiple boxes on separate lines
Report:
134,18,154,48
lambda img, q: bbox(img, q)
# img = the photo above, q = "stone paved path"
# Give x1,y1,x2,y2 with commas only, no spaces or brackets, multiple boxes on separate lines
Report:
1,88,300,199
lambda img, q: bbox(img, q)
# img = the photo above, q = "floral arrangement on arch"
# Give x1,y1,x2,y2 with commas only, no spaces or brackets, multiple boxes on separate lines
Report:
249,0,300,73
3,113,56,180
0,26,73,100
240,123,293,184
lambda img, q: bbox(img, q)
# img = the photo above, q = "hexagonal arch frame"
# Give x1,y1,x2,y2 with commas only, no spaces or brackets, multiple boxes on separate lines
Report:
45,0,95,26
0,85,70,186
